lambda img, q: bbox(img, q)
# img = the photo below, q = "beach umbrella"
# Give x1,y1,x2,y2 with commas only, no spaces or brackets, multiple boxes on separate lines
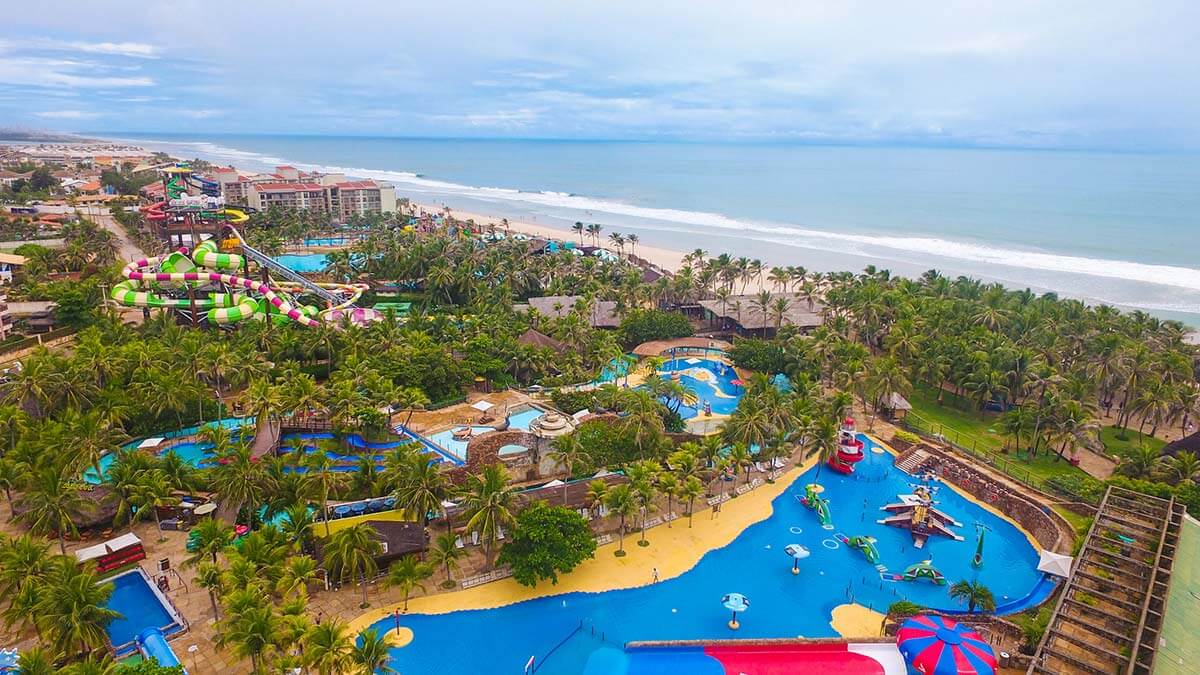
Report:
721,593,750,630
785,544,810,575
896,615,997,675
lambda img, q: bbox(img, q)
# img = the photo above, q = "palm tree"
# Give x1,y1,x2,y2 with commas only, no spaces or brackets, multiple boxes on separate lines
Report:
210,444,270,527
304,449,350,537
385,555,433,611
603,484,637,556
17,466,88,554
658,472,681,526
351,627,397,674
34,562,120,658
392,454,451,531
323,524,382,608
585,479,609,519
219,602,279,673
548,435,591,496
132,469,179,540
460,464,516,569
277,555,320,599
427,531,465,589
304,619,355,675
571,221,585,245
1162,451,1200,485
681,476,704,527
195,562,226,620
186,517,235,566
806,416,840,482
948,580,996,613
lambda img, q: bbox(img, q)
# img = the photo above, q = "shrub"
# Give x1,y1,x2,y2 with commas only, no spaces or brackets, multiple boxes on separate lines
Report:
618,309,692,347
892,429,922,445
727,338,787,373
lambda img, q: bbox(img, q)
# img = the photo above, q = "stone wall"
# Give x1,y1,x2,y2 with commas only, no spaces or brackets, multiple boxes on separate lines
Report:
903,445,1072,553
446,430,540,484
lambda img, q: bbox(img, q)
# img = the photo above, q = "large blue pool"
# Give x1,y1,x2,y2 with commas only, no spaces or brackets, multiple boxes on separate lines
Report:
655,357,743,418
373,435,1043,674
276,253,329,273
103,569,181,653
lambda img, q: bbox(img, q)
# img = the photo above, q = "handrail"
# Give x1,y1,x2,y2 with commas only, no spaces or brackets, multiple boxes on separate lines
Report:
224,226,342,304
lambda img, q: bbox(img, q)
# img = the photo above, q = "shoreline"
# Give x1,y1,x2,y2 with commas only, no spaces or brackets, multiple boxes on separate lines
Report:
414,201,687,274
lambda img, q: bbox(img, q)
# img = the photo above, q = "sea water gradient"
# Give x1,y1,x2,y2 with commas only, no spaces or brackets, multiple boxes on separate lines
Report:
103,134,1200,323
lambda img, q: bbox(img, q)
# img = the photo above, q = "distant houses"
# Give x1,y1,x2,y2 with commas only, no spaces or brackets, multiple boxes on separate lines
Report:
514,295,622,329
697,292,823,337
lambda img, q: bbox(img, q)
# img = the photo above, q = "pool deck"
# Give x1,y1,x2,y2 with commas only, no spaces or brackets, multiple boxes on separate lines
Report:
348,455,817,633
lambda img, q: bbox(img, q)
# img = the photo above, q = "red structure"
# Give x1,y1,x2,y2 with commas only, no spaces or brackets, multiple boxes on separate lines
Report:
827,417,865,474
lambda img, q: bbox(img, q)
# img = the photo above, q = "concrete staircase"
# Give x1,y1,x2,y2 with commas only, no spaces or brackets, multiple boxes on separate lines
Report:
895,448,931,475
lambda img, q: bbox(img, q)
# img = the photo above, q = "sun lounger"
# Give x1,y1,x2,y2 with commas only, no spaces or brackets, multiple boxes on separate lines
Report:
455,536,465,549
471,531,480,546
497,527,505,541
754,461,766,473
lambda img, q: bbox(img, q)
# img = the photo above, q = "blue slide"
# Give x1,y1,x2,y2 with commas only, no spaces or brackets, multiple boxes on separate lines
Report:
137,627,185,672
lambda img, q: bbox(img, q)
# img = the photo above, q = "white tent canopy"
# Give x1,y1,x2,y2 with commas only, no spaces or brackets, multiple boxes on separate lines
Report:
543,479,566,488
470,400,495,412
137,437,165,449
1037,550,1074,578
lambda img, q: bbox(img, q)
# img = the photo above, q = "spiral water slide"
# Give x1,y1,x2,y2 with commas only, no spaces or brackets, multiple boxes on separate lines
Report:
112,240,367,326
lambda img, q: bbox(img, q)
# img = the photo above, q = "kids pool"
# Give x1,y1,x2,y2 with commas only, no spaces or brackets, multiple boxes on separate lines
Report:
371,435,1045,674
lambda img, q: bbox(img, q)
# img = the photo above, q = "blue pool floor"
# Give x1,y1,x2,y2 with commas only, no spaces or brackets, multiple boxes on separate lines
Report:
373,435,1044,675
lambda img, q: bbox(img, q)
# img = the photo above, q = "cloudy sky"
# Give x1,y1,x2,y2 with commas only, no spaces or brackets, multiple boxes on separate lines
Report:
2,1,1197,149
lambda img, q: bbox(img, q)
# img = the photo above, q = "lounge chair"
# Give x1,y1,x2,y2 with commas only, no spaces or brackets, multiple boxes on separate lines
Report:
471,531,480,546
754,461,766,473
455,536,465,549
497,527,506,541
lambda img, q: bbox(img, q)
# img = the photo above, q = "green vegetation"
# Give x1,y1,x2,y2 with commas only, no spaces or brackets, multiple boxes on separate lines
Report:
498,502,598,587
1099,425,1166,459
618,308,693,347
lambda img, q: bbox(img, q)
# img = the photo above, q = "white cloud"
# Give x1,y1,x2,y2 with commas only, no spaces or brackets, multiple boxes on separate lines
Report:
0,38,158,58
0,57,153,88
35,110,103,119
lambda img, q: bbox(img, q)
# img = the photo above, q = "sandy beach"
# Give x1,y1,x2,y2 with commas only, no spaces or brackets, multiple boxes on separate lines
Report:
413,201,687,273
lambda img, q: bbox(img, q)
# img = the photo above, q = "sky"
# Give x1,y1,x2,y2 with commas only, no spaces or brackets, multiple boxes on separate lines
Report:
1,1,1198,149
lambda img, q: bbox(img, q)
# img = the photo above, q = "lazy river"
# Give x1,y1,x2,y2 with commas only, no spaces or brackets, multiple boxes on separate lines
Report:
372,435,1045,674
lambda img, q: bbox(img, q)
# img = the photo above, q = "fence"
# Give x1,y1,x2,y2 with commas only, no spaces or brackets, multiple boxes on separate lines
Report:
0,326,77,363
903,411,1089,504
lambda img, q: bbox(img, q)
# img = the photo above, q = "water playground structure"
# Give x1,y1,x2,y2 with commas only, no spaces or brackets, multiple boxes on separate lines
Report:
837,534,881,565
878,485,964,549
900,560,947,585
827,417,866,474
798,482,833,528
112,232,377,327
116,165,382,327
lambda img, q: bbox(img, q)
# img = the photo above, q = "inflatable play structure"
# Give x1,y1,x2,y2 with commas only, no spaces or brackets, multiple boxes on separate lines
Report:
827,418,865,474
799,483,833,528
838,534,881,565
878,486,963,549
900,560,946,584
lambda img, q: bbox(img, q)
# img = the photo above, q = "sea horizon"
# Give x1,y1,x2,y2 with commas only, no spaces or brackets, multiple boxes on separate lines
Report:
94,132,1200,326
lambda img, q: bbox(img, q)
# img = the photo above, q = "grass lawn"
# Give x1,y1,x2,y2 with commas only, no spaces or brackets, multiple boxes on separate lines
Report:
1098,425,1167,460
906,383,1088,484
1051,505,1093,535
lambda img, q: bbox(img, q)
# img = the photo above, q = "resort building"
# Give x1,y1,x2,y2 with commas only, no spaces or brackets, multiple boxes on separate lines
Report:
0,170,33,188
323,179,398,217
514,295,621,328
698,292,823,337
0,290,10,340
247,182,331,212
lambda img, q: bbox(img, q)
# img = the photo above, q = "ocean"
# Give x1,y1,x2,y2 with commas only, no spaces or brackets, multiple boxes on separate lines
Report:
101,133,1200,325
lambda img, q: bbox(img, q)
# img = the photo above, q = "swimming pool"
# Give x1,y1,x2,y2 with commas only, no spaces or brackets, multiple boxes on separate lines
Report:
507,405,543,431
84,417,253,483
276,253,329,273
103,569,184,655
371,435,1043,674
655,357,743,419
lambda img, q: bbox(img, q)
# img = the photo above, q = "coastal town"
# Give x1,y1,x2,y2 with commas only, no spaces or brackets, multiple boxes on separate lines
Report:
0,136,1197,675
